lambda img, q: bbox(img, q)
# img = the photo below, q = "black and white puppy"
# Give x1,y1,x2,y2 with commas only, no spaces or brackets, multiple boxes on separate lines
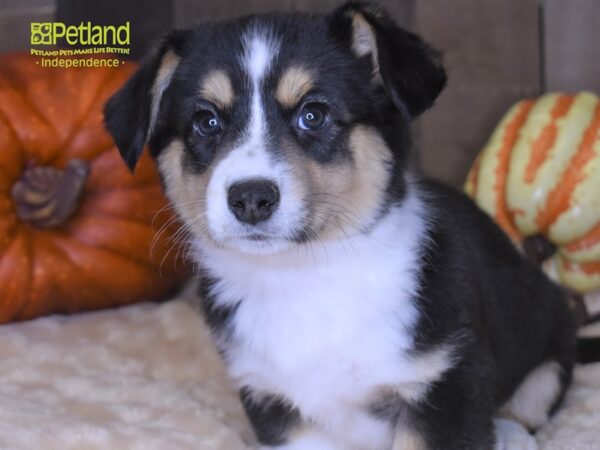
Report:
104,3,576,449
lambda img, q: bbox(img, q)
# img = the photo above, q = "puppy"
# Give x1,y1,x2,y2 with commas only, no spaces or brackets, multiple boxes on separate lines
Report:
104,3,576,449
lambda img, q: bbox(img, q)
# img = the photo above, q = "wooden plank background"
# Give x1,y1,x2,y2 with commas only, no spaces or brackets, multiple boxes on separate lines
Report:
56,0,173,58
543,0,600,93
415,0,542,186
1,0,599,187
0,0,55,52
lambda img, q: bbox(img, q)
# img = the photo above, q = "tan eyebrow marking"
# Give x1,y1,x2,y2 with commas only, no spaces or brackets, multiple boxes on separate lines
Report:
200,70,235,109
276,66,314,108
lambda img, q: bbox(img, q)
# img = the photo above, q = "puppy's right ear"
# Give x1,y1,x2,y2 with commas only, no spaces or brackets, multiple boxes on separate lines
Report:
104,31,187,172
328,2,446,119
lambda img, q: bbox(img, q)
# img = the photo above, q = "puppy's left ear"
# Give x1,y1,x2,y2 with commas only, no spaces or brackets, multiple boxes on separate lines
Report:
104,30,188,172
328,2,446,118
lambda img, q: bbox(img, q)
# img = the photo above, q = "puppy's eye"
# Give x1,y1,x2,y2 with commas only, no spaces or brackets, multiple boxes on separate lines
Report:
297,103,329,131
193,110,222,137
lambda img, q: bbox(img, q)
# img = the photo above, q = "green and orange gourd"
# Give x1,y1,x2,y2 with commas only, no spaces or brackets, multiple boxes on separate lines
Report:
465,92,600,294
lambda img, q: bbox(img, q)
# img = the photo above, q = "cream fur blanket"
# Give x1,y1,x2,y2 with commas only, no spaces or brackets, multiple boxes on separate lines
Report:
1,295,599,450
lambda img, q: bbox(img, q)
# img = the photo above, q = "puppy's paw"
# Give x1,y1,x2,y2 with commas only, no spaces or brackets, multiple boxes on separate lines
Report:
259,430,342,450
494,419,538,450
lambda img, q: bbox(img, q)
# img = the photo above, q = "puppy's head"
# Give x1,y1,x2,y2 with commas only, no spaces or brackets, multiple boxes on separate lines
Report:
104,2,445,255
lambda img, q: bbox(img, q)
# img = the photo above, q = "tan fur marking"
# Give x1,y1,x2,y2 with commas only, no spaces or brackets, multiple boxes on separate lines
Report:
157,140,210,238
285,125,393,241
346,125,393,224
157,139,241,246
300,158,353,238
397,345,455,404
276,66,314,108
350,13,381,82
200,70,235,109
150,51,180,134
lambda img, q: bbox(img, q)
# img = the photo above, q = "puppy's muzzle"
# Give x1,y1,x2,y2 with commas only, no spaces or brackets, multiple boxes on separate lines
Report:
227,179,280,225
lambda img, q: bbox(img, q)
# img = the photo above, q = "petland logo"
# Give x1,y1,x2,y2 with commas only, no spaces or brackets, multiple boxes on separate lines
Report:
31,22,130,46
30,21,131,68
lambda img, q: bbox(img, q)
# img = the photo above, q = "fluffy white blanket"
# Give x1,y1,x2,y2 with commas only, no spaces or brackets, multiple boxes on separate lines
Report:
0,295,599,449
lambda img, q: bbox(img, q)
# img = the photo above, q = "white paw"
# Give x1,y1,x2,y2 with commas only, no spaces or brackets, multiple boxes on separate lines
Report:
494,419,538,450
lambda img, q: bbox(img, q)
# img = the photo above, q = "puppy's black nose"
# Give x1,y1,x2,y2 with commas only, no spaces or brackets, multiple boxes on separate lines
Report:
227,179,280,225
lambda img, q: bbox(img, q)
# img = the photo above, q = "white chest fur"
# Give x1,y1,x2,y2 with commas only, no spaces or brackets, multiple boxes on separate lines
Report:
197,195,444,448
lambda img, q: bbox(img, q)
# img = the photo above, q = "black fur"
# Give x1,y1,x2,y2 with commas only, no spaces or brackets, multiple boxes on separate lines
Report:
240,387,301,446
406,181,575,446
197,272,239,343
364,181,576,449
577,337,600,364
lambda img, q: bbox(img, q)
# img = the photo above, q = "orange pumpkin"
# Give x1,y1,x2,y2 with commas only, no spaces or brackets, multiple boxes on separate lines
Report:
0,53,188,323
465,92,600,293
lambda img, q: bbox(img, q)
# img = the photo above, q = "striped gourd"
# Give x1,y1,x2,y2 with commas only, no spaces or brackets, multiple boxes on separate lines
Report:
465,92,600,293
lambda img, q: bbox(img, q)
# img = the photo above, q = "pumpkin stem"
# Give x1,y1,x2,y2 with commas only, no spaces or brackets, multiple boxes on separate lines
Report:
522,234,557,265
11,159,90,228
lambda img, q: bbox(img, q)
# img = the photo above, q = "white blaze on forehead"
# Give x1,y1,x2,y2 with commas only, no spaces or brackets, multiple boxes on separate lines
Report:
206,30,281,191
243,31,278,144
209,30,281,192
245,32,276,81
